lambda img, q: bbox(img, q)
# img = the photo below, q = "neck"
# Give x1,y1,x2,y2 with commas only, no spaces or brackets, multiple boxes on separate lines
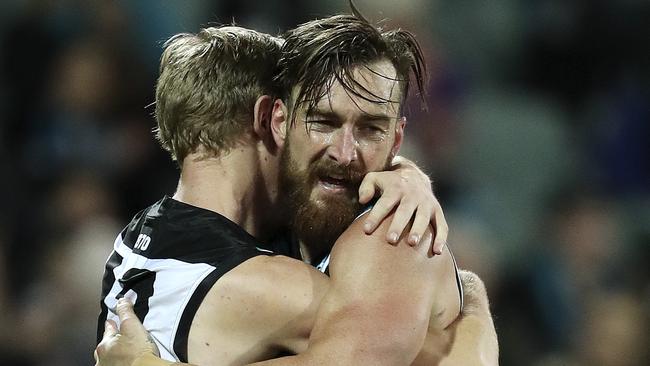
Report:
173,145,279,241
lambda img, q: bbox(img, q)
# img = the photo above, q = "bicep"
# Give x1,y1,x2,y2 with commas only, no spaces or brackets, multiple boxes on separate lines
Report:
327,212,460,329
305,213,458,365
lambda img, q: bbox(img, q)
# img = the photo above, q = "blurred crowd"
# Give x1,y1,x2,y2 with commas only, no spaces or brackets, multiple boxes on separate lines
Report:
0,1,647,365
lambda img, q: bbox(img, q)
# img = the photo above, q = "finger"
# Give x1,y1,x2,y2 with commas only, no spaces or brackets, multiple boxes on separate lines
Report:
386,200,418,244
431,202,448,255
116,298,137,322
407,205,431,246
358,172,379,204
363,194,400,234
420,229,433,257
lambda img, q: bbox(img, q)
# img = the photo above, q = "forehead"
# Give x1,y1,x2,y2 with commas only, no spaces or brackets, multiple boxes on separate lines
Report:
297,59,403,118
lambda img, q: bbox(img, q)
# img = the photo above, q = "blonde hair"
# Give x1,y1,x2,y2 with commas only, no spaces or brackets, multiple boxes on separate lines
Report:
155,26,282,164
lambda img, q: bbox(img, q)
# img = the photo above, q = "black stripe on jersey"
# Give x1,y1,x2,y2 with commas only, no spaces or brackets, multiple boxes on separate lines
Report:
117,268,157,323
128,197,278,265
173,249,264,362
97,248,124,343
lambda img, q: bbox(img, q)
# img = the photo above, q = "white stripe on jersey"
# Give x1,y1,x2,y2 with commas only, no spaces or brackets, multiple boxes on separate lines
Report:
255,246,274,254
103,234,216,361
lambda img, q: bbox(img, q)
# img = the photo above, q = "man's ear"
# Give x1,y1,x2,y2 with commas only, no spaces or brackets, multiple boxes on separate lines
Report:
390,117,406,160
271,99,288,148
253,95,278,154
253,95,273,137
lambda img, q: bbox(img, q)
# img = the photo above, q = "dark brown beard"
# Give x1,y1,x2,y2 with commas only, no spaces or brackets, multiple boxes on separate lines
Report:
279,139,363,261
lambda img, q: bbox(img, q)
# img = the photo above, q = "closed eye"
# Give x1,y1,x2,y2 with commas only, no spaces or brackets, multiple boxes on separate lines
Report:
356,123,389,141
360,125,386,133
305,119,338,132
306,119,335,125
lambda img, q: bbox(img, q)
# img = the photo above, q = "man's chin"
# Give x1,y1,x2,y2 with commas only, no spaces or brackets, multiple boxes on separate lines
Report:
308,193,361,225
294,196,359,252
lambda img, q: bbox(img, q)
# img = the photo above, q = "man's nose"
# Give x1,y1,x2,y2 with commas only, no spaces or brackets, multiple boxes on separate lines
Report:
327,127,358,166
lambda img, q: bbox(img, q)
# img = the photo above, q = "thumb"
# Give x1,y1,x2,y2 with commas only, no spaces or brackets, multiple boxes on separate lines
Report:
116,298,154,348
116,298,145,335
116,298,137,322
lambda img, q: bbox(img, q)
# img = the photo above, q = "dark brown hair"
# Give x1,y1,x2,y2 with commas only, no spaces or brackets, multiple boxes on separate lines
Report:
275,5,427,124
155,26,282,164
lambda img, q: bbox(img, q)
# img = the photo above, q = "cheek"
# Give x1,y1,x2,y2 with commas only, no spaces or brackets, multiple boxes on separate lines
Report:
287,135,319,168
297,131,332,163
359,144,392,171
308,131,334,146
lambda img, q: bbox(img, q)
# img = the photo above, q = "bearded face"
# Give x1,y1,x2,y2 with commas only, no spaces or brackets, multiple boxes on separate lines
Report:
279,136,366,260
276,59,404,262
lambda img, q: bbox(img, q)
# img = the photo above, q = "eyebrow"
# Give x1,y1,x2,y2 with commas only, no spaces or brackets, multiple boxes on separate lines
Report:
306,108,397,125
305,109,341,121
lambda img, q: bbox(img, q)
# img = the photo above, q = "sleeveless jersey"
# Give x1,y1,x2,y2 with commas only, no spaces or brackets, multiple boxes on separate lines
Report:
97,197,463,362
97,196,280,362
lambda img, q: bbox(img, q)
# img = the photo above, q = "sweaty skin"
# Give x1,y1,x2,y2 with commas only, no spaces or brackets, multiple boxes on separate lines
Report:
95,270,498,366
181,210,459,366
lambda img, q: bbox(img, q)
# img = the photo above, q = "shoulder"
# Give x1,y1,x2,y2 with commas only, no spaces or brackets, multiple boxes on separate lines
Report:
208,255,329,305
190,255,329,350
329,210,435,274
330,210,461,328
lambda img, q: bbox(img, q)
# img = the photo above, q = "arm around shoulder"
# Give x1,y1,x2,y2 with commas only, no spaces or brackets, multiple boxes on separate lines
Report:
260,212,460,366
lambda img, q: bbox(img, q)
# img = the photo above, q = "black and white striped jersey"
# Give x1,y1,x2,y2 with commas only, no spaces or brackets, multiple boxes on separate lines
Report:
97,196,283,362
97,197,463,362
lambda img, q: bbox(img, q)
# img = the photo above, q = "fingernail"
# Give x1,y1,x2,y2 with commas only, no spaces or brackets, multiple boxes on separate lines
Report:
409,234,420,245
364,222,373,233
389,232,398,243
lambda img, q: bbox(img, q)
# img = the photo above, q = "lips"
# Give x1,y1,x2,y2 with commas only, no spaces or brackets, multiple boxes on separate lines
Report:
321,176,346,186
311,161,363,194
316,173,356,194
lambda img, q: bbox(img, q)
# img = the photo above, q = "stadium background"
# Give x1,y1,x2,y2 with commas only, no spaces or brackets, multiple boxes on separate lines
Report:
0,0,648,365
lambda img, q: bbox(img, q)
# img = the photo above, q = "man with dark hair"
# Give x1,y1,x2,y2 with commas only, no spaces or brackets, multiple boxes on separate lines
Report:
95,13,497,366
273,12,433,267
